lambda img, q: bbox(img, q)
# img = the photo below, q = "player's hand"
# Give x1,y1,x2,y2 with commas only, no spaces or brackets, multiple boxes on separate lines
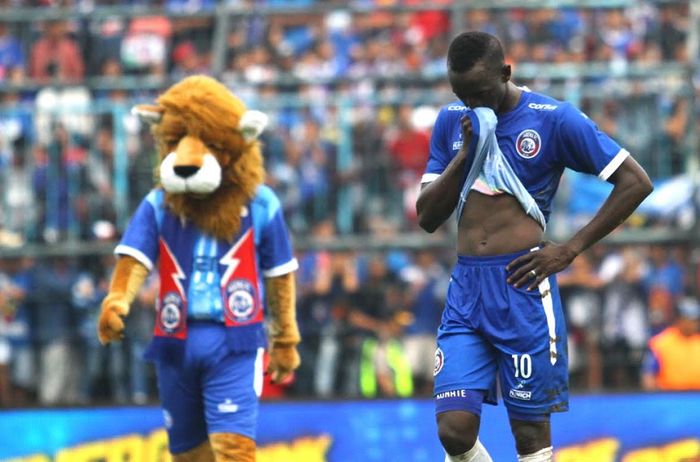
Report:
267,342,300,384
458,114,473,152
506,241,578,291
97,293,130,344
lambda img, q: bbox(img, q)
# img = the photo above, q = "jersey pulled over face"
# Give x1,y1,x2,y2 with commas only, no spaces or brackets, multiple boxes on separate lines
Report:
422,89,629,223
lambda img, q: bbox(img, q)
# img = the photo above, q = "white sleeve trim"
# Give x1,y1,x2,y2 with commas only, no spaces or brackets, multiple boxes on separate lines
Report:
421,173,440,184
262,258,299,278
598,149,630,181
114,245,154,271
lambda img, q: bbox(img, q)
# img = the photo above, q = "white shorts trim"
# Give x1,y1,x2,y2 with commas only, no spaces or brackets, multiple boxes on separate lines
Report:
538,278,557,365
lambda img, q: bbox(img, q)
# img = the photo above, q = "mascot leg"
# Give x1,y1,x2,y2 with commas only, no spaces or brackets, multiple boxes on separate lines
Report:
210,432,256,462
172,441,215,462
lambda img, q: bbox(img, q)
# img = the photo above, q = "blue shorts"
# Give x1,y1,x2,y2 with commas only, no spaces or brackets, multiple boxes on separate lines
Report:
434,249,569,418
156,321,264,454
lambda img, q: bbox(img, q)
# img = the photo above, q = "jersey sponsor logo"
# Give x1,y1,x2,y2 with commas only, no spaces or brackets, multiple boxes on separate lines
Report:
452,141,463,151
515,129,542,159
434,348,444,376
225,279,258,322
509,389,532,400
435,389,468,399
528,103,558,111
447,105,466,111
217,398,239,413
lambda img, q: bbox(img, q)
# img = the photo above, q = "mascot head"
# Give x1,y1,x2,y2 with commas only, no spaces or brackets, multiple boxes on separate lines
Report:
133,75,267,241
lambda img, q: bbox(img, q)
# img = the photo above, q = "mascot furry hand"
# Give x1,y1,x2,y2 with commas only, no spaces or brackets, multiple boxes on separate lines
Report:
97,75,300,462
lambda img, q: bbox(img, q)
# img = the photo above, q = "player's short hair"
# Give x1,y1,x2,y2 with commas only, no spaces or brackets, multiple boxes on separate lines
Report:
447,31,504,73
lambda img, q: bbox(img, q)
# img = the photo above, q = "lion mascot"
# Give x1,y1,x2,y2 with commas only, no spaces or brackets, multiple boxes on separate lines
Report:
97,75,301,462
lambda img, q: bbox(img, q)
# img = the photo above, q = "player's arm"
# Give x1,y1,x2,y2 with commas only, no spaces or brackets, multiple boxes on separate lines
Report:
508,106,653,289
510,157,652,289
564,156,652,257
416,114,472,233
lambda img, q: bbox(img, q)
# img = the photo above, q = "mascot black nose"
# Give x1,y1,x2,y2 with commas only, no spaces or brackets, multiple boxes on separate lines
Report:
174,166,199,178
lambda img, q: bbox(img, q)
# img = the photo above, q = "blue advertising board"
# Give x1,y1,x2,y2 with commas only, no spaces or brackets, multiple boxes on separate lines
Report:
0,393,699,461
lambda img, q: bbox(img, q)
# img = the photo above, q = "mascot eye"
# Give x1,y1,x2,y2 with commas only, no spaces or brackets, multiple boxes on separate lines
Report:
208,143,223,152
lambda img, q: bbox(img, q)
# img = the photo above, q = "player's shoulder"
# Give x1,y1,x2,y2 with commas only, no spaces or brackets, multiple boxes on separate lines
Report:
522,90,568,115
523,90,586,124
431,100,467,133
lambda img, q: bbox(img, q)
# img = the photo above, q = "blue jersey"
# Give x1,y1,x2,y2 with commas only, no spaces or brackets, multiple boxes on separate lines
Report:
115,185,298,322
422,89,629,223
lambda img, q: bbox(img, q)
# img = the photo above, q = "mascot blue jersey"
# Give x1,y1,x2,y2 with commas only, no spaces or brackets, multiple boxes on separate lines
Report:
421,89,630,223
115,185,298,323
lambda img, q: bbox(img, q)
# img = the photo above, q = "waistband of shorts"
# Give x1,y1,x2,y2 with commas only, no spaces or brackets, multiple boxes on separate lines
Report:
457,245,541,266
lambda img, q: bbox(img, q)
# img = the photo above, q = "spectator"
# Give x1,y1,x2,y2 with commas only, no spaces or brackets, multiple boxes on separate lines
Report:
86,16,127,77
644,244,685,335
0,313,9,407
125,273,157,404
384,104,431,225
600,247,649,389
0,257,36,406
170,40,207,80
0,23,26,84
291,220,359,398
349,254,412,398
399,249,447,396
29,20,85,83
0,255,33,407
28,257,81,405
642,297,700,391
74,253,128,405
120,16,171,77
31,124,90,242
557,250,604,390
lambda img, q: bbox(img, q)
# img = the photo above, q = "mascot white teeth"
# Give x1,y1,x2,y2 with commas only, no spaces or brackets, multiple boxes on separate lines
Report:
98,75,301,462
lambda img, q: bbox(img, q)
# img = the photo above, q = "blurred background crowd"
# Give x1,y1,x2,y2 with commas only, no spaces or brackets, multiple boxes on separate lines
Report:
1,0,700,407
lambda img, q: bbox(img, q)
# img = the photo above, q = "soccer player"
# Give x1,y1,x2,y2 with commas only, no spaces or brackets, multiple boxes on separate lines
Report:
416,31,653,462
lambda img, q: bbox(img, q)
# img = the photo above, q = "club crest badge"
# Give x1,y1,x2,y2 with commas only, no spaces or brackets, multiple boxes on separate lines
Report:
434,348,445,376
515,129,542,159
225,279,258,322
159,292,184,334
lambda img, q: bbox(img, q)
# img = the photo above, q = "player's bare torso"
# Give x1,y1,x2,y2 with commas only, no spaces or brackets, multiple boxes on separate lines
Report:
457,190,543,256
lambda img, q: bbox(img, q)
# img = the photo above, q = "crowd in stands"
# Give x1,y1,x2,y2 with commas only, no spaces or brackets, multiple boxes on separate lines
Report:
1,231,699,406
1,2,699,407
0,2,696,239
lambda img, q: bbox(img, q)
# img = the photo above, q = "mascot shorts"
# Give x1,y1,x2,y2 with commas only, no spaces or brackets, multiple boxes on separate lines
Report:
156,321,264,453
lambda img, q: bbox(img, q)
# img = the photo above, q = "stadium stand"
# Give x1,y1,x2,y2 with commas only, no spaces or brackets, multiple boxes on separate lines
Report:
0,0,699,407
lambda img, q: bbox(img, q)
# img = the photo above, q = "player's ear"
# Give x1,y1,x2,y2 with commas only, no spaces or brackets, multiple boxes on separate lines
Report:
501,64,511,82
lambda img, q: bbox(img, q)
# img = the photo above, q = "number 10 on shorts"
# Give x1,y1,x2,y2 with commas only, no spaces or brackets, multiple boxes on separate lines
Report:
511,354,532,379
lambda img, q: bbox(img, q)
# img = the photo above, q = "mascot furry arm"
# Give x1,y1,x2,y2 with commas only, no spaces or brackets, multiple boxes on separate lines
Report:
97,256,149,344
